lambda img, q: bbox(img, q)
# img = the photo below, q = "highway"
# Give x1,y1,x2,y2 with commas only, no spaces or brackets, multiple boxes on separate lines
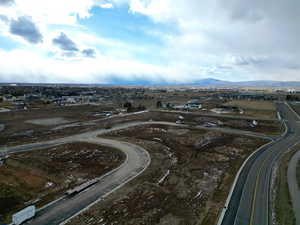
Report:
220,102,300,225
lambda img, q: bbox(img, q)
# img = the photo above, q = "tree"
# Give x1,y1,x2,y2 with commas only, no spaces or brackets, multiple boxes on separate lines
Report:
156,101,162,108
137,104,146,111
123,102,132,112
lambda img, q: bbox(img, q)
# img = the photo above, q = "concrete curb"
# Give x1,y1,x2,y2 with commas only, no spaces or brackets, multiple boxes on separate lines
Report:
216,140,274,225
59,141,151,225
285,101,300,120
35,139,131,215
216,113,288,225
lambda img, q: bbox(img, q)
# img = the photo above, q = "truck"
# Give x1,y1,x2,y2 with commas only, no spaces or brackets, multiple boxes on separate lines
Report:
12,205,36,225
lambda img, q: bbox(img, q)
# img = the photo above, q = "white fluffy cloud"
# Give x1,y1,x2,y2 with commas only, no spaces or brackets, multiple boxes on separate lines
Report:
0,48,212,83
122,0,300,81
1,0,300,83
6,0,99,24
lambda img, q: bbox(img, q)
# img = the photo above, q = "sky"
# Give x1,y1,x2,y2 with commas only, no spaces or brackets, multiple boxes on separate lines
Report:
0,0,299,84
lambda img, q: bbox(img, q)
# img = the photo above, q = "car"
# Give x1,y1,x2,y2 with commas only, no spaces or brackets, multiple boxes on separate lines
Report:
176,120,184,124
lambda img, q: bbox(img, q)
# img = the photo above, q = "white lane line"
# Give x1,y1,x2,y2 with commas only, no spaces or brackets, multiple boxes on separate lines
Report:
217,116,288,225
285,102,300,120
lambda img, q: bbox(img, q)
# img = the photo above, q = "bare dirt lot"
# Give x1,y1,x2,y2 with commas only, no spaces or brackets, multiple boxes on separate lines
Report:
144,111,281,135
0,105,118,146
0,109,280,147
68,125,267,225
0,142,125,224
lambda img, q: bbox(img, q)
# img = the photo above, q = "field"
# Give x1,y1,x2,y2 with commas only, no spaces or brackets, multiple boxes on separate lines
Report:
224,100,276,111
274,148,297,225
144,111,282,135
0,105,119,146
0,107,281,147
0,142,125,224
224,100,277,119
68,124,267,225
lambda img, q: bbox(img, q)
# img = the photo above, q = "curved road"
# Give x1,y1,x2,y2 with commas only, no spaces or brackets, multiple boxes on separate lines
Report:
0,121,276,225
25,137,151,225
2,121,275,155
220,102,300,225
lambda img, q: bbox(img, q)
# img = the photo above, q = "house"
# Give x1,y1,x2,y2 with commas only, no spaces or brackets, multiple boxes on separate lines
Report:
184,99,202,110
211,105,243,114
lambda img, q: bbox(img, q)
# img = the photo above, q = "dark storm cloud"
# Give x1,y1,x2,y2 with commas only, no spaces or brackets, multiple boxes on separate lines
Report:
10,16,43,44
0,0,14,6
53,32,79,52
82,48,96,58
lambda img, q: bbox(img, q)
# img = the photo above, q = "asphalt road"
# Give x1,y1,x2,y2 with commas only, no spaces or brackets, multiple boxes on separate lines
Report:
23,137,151,225
152,109,279,121
220,102,300,225
2,121,274,155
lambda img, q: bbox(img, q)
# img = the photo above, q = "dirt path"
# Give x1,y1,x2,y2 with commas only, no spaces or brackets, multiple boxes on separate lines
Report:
287,150,300,225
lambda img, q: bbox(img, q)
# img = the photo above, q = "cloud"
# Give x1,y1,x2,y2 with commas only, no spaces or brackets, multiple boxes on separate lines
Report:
232,55,270,66
1,0,300,83
0,48,225,84
120,0,300,80
0,14,9,22
52,32,79,52
0,0,14,6
99,3,114,8
10,0,98,25
9,16,43,43
82,48,96,58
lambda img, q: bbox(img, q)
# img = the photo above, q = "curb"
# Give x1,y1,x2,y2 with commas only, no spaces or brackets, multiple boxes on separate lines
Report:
59,141,151,225
285,101,300,120
216,112,288,225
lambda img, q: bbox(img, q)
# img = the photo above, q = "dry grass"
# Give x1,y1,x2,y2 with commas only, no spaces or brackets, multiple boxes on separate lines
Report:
0,142,124,224
275,148,296,225
224,100,276,111
68,125,267,225
224,100,277,119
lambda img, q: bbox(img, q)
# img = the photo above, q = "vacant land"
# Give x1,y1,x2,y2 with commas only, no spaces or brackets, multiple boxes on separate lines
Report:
26,117,73,126
274,148,297,225
0,105,119,146
224,100,277,119
144,111,281,135
0,104,280,147
0,142,125,224
68,125,267,225
225,100,276,111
